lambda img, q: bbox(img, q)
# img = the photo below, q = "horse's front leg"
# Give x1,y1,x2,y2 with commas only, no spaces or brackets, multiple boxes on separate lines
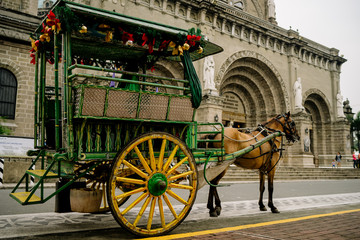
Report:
207,185,218,217
259,171,267,211
267,169,280,213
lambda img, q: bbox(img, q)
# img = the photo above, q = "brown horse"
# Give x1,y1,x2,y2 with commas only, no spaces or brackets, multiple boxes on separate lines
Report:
207,112,300,217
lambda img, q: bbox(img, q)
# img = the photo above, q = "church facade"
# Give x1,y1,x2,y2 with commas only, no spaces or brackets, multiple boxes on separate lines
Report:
0,0,351,167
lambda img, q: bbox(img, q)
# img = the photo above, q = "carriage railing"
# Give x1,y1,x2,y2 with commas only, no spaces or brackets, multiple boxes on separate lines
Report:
67,64,196,123
68,64,190,92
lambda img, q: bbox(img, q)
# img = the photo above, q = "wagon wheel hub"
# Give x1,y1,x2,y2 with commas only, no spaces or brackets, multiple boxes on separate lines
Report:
148,173,168,196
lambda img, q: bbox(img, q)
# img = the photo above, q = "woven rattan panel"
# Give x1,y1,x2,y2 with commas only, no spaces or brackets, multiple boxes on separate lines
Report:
82,88,106,116
138,94,169,120
106,90,139,118
168,97,193,122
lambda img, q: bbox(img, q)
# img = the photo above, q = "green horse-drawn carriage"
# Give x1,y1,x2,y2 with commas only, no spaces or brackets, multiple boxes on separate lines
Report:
10,1,284,236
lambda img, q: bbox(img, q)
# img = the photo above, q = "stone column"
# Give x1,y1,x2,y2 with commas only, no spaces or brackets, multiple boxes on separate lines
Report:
283,111,315,167
195,94,225,125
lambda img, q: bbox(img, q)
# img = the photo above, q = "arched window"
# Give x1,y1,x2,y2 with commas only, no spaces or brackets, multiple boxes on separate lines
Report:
0,68,17,119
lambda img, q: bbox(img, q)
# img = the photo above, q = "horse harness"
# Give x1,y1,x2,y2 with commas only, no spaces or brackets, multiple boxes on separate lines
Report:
240,114,292,175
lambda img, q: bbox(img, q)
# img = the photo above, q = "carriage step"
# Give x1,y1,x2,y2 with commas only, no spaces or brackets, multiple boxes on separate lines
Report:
26,169,59,178
10,192,42,205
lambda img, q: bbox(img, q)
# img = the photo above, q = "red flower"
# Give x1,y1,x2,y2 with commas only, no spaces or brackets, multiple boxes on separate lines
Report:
119,28,134,44
148,38,155,54
30,53,36,64
46,10,61,33
47,57,54,65
159,40,170,51
186,34,201,46
142,33,148,46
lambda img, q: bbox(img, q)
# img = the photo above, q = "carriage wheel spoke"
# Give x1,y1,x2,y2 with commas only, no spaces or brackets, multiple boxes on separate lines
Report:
169,183,193,190
163,194,178,219
147,197,156,230
133,196,151,227
122,192,148,215
122,160,149,179
166,157,188,177
166,189,188,205
158,196,166,228
116,187,146,200
157,139,167,171
148,139,156,172
162,145,179,172
168,171,193,182
116,177,146,185
134,146,152,174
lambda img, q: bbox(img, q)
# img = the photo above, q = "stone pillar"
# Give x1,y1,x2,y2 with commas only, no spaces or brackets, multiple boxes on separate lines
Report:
283,111,315,167
195,94,225,125
331,119,352,167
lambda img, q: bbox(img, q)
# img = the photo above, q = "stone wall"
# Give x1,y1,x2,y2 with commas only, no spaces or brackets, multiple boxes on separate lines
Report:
0,0,351,170
0,0,38,15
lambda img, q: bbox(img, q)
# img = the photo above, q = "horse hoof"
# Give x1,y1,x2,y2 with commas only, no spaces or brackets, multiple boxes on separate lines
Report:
260,206,267,211
215,206,222,216
209,211,218,217
271,208,280,213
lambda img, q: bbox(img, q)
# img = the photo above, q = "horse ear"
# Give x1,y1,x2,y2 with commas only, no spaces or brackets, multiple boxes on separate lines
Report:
286,111,291,117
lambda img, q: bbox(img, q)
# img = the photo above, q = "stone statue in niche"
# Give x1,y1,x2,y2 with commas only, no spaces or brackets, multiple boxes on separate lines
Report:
293,77,304,112
267,0,276,19
337,91,346,118
304,136,310,152
203,56,218,95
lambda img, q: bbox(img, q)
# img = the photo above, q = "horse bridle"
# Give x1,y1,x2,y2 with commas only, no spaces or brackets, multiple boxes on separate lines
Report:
267,114,297,143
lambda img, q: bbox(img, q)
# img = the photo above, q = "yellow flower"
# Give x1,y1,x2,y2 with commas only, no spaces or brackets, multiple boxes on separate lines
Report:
79,25,87,34
172,47,179,55
178,45,183,55
40,33,51,42
99,24,110,29
105,31,113,42
197,46,203,54
169,41,176,48
182,43,190,51
30,37,37,51
52,22,61,34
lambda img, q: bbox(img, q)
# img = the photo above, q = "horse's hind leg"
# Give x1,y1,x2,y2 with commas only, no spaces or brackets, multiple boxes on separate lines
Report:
258,171,267,211
267,169,280,213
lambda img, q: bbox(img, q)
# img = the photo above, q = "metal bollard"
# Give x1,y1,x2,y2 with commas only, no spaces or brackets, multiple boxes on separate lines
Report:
29,161,35,187
0,158,4,187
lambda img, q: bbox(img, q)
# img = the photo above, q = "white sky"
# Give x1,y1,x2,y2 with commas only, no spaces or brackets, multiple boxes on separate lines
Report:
275,0,360,114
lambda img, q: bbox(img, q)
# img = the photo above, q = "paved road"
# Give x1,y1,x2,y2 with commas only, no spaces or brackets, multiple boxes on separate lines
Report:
1,179,360,239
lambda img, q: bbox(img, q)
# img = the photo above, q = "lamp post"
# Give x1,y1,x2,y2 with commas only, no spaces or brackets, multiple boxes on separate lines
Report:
343,98,355,150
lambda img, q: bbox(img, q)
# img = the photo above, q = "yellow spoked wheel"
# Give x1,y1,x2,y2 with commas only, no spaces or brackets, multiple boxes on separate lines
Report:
107,132,198,237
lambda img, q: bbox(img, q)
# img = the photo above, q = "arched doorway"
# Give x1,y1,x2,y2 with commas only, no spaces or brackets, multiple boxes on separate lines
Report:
303,89,332,160
218,53,287,127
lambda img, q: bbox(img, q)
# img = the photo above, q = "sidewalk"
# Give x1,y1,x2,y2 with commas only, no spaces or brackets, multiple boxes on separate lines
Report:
1,192,360,239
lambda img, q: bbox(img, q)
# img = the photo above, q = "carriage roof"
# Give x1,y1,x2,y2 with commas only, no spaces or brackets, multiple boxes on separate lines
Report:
35,0,223,63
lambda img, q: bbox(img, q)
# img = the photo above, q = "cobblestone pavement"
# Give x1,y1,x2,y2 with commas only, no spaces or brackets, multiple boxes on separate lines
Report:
1,192,360,239
171,209,360,240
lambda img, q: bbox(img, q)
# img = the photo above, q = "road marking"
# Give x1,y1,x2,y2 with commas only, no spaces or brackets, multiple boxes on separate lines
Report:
142,208,360,240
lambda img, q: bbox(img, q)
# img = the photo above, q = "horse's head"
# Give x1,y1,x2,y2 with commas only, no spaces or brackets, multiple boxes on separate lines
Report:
276,112,300,143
